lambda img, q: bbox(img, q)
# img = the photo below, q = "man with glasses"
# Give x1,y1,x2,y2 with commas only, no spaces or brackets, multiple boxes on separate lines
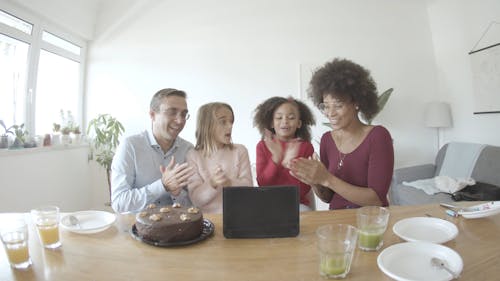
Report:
111,88,194,213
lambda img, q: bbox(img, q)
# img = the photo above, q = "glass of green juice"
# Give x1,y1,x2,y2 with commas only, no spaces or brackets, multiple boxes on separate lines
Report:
316,224,358,279
356,206,389,251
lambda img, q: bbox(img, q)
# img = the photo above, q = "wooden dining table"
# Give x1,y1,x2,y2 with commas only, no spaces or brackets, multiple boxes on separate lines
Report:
1,203,499,281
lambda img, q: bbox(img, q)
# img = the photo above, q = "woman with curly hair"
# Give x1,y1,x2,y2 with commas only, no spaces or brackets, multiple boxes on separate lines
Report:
253,96,316,211
289,58,394,209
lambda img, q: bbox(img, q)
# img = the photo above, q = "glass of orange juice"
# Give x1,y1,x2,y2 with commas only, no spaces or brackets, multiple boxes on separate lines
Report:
31,206,61,249
0,218,32,269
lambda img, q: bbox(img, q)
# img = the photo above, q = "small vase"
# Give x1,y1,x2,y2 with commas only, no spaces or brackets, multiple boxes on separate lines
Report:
51,134,61,145
61,134,71,145
43,134,51,146
71,133,81,144
0,135,9,149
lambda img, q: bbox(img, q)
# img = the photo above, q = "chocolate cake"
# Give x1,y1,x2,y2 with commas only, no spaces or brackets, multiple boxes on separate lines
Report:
135,203,203,242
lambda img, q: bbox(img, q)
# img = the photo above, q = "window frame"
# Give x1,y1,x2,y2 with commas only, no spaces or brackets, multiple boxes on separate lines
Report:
0,3,87,136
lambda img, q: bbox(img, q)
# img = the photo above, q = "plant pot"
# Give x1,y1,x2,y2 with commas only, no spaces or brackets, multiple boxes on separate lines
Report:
52,134,61,145
0,135,9,149
61,134,71,145
34,135,44,147
43,134,51,146
71,133,81,144
9,138,24,149
23,137,37,148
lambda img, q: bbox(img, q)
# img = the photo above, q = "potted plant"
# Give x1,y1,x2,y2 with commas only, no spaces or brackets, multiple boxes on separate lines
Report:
60,126,71,145
52,123,61,145
9,123,28,149
87,114,125,203
60,110,73,145
0,120,14,149
71,126,82,144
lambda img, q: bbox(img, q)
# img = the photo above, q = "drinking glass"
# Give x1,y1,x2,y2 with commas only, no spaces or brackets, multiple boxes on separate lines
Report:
31,206,61,249
356,206,390,251
0,219,32,269
115,211,134,233
316,224,358,279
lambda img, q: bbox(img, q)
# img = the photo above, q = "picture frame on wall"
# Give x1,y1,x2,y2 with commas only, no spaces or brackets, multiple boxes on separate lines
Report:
469,21,500,115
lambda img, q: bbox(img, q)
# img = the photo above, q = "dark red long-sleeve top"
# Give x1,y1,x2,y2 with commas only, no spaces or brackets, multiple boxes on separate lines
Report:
320,126,394,209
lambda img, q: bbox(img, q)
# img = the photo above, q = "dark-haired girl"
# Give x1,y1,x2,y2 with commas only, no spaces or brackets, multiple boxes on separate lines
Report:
253,96,316,211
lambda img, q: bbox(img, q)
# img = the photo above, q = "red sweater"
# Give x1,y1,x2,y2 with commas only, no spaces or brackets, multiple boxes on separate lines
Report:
256,139,314,205
320,126,394,209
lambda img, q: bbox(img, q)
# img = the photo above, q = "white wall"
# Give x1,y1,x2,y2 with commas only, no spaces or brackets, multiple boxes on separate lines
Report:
0,147,97,212
426,0,500,149
2,0,499,211
85,0,442,211
1,0,100,40
86,0,440,169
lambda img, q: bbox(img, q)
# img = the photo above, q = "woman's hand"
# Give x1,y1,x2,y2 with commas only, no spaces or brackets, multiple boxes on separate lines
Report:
289,154,330,186
312,184,334,203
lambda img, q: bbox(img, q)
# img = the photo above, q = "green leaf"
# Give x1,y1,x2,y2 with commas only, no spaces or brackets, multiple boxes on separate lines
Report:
367,88,394,125
377,88,393,113
87,114,125,172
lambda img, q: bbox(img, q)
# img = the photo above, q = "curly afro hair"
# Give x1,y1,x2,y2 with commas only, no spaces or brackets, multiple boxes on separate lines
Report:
308,58,379,121
253,96,315,142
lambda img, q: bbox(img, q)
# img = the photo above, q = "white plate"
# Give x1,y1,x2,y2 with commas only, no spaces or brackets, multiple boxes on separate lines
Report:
377,241,463,281
458,201,500,219
393,217,458,244
61,211,116,234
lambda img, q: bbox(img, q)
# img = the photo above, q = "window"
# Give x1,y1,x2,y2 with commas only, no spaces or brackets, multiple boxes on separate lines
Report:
0,33,29,127
35,50,81,134
0,7,85,137
42,31,81,56
0,9,32,34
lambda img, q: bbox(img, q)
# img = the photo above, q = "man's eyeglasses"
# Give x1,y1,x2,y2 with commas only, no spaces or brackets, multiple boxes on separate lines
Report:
160,109,190,120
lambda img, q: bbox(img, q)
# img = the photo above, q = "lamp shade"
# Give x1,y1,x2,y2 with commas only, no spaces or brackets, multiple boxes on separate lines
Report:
425,102,452,128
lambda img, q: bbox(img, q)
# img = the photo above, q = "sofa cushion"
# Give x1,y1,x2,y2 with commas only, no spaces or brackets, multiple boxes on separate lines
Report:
391,183,455,205
471,146,500,186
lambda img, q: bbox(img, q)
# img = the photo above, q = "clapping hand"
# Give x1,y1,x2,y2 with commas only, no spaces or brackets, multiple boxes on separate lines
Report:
289,153,329,186
263,129,300,168
210,164,231,189
281,138,300,169
263,129,283,164
160,157,194,196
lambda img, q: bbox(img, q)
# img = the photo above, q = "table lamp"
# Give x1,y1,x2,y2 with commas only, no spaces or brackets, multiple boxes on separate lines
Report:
425,102,452,152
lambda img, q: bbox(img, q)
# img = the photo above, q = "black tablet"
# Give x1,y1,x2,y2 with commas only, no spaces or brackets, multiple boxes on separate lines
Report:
222,186,300,238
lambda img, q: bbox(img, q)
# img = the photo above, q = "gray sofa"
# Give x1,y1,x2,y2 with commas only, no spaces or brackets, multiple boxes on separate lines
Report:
389,143,500,205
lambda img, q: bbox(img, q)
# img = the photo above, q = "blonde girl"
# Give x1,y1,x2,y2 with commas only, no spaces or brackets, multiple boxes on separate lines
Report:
187,102,253,213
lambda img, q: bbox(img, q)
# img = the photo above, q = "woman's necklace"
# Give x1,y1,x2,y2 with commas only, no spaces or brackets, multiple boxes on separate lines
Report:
336,132,348,171
337,152,347,170
335,131,354,171
334,125,366,171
